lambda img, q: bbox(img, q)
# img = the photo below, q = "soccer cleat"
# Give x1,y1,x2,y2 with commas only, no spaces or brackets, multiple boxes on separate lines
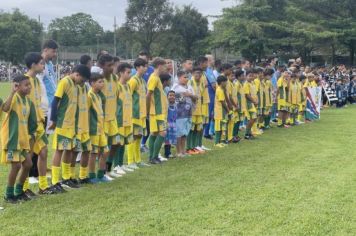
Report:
89,178,99,184
137,162,151,167
121,165,135,172
214,143,225,148
193,147,206,154
244,134,256,140
114,166,126,175
149,158,161,165
70,178,80,186
98,175,112,183
53,183,67,193
204,135,214,140
61,179,80,189
78,178,92,185
158,155,168,161
29,177,39,184
4,196,19,204
16,192,32,201
104,174,114,181
108,171,122,178
200,145,211,151
24,189,37,199
38,187,57,195
128,163,140,170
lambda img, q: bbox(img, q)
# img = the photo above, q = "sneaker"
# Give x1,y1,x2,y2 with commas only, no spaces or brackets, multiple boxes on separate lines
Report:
121,165,135,172
38,187,57,195
114,166,127,175
200,145,211,151
232,137,241,143
16,192,32,201
53,183,67,193
214,143,225,148
128,163,139,170
244,134,256,140
137,162,151,167
70,178,80,186
78,178,92,185
4,196,19,204
284,124,291,128
140,145,149,153
0,206,4,210
89,178,99,184
29,177,39,184
149,158,162,165
104,174,114,181
186,149,199,155
108,171,122,178
24,189,37,199
193,147,206,154
158,156,168,161
61,179,80,189
98,175,112,183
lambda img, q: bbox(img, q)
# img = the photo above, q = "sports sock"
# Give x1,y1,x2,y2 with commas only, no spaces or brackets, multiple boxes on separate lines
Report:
51,166,61,185
148,135,157,160
38,176,49,190
153,135,164,158
23,177,29,191
61,162,71,180
15,183,24,196
79,166,88,180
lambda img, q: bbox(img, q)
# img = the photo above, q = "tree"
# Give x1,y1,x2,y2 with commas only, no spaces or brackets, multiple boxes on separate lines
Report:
48,13,104,47
171,5,209,58
0,9,42,63
125,0,173,55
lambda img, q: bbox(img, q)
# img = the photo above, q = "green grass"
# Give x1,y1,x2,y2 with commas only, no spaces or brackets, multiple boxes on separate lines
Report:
0,82,356,235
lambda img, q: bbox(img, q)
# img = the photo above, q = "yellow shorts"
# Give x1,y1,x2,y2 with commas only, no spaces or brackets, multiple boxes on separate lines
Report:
245,110,257,120
191,115,203,131
33,122,48,155
298,103,305,112
90,134,109,154
105,120,119,146
215,119,227,132
202,104,209,124
290,104,299,113
264,107,272,116
133,118,147,136
1,150,29,163
52,128,76,150
74,132,92,152
117,126,133,145
278,99,289,111
149,115,167,133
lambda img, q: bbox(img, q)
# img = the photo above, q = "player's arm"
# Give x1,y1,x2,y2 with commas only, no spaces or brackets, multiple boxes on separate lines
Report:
146,91,152,116
2,83,18,112
28,101,38,141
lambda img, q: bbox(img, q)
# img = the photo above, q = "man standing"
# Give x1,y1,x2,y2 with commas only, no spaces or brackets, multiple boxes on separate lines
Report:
204,54,217,139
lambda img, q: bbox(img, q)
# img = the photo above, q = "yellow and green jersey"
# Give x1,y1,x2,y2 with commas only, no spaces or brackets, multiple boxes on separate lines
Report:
26,74,44,123
147,73,167,120
1,93,37,151
55,76,78,129
88,89,105,136
102,74,118,122
117,82,132,128
254,78,264,108
235,80,247,113
214,86,226,120
189,78,204,116
277,77,288,101
244,81,257,112
263,79,273,107
76,85,89,134
129,74,147,120
298,81,306,102
289,81,301,105
310,80,318,88
201,73,210,105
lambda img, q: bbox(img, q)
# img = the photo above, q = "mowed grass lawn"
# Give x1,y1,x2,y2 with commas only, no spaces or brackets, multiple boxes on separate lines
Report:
0,82,356,235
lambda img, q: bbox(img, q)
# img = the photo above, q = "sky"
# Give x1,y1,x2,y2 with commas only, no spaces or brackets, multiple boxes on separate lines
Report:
1,0,238,30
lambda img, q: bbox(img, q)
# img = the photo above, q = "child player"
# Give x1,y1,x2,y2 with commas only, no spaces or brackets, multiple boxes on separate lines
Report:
262,68,274,129
2,75,37,203
243,70,259,139
233,69,247,141
214,75,229,147
277,71,290,128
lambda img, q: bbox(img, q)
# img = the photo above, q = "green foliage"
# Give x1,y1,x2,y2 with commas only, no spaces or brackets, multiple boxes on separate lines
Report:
0,9,42,64
48,13,104,47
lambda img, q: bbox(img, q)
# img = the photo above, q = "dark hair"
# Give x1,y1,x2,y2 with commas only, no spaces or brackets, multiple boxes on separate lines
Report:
80,55,92,66
192,66,203,72
160,73,171,84
217,75,228,85
264,68,274,76
24,52,42,69
221,63,233,72
97,50,108,61
117,63,132,74
215,59,222,68
13,74,29,83
89,73,104,84
42,39,58,50
98,54,113,66
299,74,306,82
152,57,166,69
245,69,254,76
196,56,208,65
177,70,186,78
167,90,175,96
139,50,149,57
182,58,192,63
291,73,298,78
113,56,120,63
235,69,245,78
134,58,148,69
72,64,91,80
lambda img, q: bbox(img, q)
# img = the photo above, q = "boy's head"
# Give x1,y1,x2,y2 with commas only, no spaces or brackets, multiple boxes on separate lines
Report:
13,74,31,95
182,58,193,73
192,66,203,81
42,39,58,60
290,73,297,81
221,63,233,77
177,70,188,85
152,57,167,74
80,55,92,69
263,68,274,80
217,75,228,88
235,69,245,82
246,69,257,82
24,52,44,73
160,73,171,87
196,56,208,71
89,73,105,91
98,54,114,76
134,58,148,75
117,63,132,81
167,90,175,104
72,64,91,84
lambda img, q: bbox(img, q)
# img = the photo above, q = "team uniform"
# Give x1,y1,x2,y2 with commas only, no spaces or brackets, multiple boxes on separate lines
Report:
214,86,227,134
277,77,289,112
1,93,37,163
52,76,78,150
26,74,48,155
116,82,133,145
255,78,265,116
235,80,246,121
243,81,257,120
147,73,168,132
129,74,147,136
289,81,301,116
201,73,210,124
74,84,92,152
189,78,204,131
263,79,273,116
102,74,119,145
226,79,236,141
298,80,306,118
88,89,108,154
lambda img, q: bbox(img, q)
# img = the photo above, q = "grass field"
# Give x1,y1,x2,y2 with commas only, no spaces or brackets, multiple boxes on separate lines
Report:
0,82,356,235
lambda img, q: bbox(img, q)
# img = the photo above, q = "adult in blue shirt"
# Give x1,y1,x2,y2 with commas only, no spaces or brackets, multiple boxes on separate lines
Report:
204,55,217,139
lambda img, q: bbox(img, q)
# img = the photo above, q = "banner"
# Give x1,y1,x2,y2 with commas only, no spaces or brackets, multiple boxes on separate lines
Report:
305,87,322,120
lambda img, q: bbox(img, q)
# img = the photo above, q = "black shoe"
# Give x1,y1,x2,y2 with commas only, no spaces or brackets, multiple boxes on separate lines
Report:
24,189,37,199
4,196,19,204
16,192,32,201
78,178,92,185
61,179,80,189
53,183,67,193
244,135,255,140
70,178,80,185
204,135,213,140
38,187,57,195
149,158,161,165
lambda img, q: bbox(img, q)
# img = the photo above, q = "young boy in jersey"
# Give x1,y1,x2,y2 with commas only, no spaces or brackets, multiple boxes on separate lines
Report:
147,58,168,164
49,65,90,191
297,74,306,123
24,52,55,195
87,73,109,183
288,73,300,125
254,68,264,135
111,63,134,174
187,67,205,155
262,68,274,129
233,69,247,141
165,90,178,158
277,71,291,128
127,58,150,168
2,75,37,203
214,75,229,147
243,70,259,139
